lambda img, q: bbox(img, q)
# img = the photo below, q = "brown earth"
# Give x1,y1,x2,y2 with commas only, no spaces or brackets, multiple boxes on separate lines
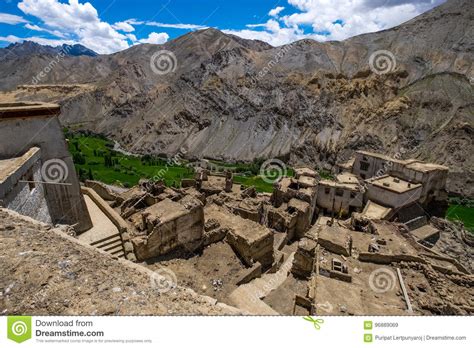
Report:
145,241,247,304
0,209,240,315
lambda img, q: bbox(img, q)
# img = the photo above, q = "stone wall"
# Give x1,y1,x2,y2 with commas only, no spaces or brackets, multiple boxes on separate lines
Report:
358,252,426,264
85,180,123,204
292,237,317,279
366,182,422,208
288,198,312,240
0,148,52,224
0,103,92,232
226,225,274,268
317,225,352,256
316,182,364,215
131,196,204,260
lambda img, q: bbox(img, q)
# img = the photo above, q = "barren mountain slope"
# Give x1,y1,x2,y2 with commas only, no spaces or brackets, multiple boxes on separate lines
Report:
0,0,472,195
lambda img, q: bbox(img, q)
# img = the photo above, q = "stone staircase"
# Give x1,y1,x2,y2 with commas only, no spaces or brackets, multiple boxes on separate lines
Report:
80,187,136,261
89,233,126,259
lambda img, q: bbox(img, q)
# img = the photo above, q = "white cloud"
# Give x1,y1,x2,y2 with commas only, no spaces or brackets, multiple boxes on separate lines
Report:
17,0,130,53
126,33,137,42
145,21,207,30
0,34,74,46
24,23,66,38
112,21,135,33
226,0,444,46
282,0,445,40
268,6,285,17
24,23,43,31
123,19,205,30
224,19,325,47
125,19,144,26
0,12,29,25
138,32,169,44
246,23,267,28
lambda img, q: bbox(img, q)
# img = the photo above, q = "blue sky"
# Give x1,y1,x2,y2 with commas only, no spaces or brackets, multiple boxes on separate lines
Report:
0,0,445,54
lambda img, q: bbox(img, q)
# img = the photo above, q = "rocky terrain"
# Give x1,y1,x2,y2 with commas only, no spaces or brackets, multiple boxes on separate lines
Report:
0,0,472,196
0,209,240,315
2,171,472,316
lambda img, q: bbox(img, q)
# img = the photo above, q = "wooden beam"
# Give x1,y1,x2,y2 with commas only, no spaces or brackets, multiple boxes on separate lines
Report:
396,267,413,312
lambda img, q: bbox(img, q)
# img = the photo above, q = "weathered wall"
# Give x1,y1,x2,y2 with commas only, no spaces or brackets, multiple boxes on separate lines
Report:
226,228,274,268
366,184,422,208
352,152,389,179
132,197,204,260
85,180,123,203
292,238,317,279
0,111,92,232
391,167,448,203
288,198,312,239
316,183,364,215
0,149,52,224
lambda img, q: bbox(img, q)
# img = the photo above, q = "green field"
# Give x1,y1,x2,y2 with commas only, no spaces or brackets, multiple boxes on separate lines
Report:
210,159,294,192
446,204,474,234
67,132,194,188
66,132,291,192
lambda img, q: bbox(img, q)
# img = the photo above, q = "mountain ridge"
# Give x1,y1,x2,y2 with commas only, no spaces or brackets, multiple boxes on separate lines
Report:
1,41,98,58
0,0,472,196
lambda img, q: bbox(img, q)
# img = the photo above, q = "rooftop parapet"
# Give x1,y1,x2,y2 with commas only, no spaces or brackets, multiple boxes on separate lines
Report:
0,102,60,119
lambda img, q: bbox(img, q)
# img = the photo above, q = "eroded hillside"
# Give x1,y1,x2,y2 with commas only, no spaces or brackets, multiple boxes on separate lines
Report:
0,0,472,195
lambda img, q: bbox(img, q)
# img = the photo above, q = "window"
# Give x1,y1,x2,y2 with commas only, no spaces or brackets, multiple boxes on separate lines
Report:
350,192,356,199
335,188,344,197
360,161,370,171
324,187,330,195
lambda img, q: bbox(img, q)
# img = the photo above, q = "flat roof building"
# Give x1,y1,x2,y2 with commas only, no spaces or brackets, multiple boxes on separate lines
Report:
365,175,422,208
316,177,364,216
351,150,448,206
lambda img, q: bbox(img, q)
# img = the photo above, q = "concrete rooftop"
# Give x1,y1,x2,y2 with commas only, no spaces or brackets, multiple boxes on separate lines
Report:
367,175,421,194
0,147,40,184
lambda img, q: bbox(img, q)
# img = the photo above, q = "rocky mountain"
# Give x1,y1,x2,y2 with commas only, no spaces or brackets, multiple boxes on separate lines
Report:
0,41,97,59
0,0,472,196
